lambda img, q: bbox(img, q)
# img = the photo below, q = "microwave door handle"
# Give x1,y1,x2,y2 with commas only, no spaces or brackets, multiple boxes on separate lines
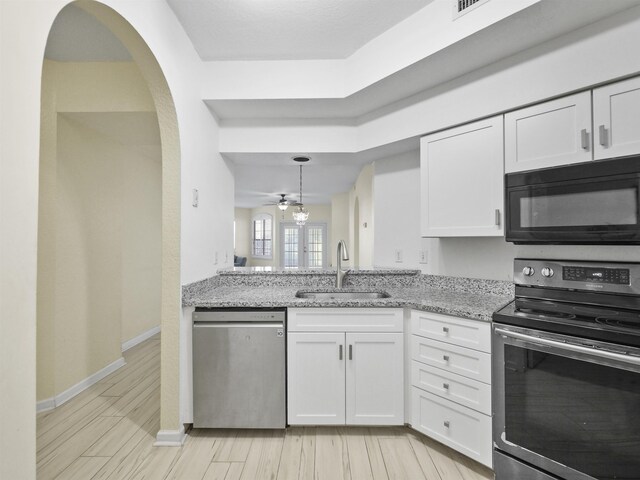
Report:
494,328,640,367
580,129,589,150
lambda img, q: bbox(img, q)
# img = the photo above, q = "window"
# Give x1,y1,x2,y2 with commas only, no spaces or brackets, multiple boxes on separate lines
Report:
252,213,273,258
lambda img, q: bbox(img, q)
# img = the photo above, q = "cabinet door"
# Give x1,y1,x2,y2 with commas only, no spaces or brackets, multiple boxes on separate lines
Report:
345,332,403,425
505,91,592,173
593,76,640,160
420,116,504,237
287,332,345,425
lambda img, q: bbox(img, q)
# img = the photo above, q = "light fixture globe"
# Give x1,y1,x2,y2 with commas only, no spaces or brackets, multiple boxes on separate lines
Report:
292,205,309,226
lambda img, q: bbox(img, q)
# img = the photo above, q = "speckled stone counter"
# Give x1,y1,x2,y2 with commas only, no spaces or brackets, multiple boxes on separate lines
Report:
182,269,513,322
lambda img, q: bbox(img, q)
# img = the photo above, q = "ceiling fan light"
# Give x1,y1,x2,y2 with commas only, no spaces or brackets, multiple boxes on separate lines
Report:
277,202,289,211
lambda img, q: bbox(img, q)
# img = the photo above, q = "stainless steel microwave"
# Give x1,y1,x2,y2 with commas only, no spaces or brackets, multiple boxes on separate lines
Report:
505,155,640,244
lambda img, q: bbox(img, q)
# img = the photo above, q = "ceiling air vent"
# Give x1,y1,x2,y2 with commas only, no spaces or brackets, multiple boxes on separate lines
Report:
454,0,489,18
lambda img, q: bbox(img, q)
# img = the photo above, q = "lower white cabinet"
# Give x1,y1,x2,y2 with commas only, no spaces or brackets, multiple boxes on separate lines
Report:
287,308,404,426
409,310,493,468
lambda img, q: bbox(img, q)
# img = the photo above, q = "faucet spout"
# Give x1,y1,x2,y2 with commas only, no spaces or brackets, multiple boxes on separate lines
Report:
336,240,350,288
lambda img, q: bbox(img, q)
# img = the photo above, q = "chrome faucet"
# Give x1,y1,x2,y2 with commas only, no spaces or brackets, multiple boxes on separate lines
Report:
336,240,350,288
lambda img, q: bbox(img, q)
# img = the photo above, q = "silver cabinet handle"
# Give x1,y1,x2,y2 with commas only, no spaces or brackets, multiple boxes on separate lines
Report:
444,421,450,428
349,344,353,360
580,129,589,150
442,326,449,334
443,383,450,390
339,345,343,360
599,125,608,147
495,209,501,227
443,355,450,362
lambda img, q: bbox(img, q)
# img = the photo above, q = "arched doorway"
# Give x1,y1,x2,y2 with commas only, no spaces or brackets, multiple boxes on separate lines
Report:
36,0,180,450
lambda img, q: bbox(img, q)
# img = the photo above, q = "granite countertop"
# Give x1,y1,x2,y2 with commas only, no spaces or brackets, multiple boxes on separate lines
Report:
183,282,512,322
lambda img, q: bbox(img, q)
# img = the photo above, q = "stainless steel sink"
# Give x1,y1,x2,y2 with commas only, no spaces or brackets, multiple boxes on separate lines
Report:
295,290,390,300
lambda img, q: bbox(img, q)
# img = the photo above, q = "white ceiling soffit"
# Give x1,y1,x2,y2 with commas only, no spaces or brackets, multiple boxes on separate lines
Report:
229,138,418,208
166,0,433,61
44,4,132,62
206,0,640,121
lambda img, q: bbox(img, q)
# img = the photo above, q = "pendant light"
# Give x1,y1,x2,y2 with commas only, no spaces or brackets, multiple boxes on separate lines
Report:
292,156,310,226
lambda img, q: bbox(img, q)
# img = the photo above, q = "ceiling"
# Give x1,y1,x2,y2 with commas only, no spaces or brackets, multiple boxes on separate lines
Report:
166,0,433,61
44,0,640,209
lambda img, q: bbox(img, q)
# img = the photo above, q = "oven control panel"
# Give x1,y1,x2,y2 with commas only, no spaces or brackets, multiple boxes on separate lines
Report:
514,259,640,294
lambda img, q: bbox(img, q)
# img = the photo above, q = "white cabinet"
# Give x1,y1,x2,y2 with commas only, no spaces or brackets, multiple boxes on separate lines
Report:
410,310,493,467
420,115,504,238
287,332,345,425
505,91,592,173
593,76,640,160
287,308,404,426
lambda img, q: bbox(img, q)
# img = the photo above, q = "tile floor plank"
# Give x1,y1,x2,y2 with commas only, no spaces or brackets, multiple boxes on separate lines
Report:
276,427,303,480
239,430,285,480
314,427,350,480
164,429,219,480
298,427,316,480
342,427,375,480
202,462,231,480
379,437,429,480
55,456,109,480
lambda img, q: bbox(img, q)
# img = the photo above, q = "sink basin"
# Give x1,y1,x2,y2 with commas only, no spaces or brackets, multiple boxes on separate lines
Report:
295,290,390,300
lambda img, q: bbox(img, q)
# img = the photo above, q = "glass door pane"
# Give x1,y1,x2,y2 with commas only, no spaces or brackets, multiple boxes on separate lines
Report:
282,226,299,269
305,225,325,269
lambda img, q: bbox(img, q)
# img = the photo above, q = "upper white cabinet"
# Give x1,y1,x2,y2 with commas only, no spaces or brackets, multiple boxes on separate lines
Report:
420,115,504,238
505,91,592,173
593,76,640,160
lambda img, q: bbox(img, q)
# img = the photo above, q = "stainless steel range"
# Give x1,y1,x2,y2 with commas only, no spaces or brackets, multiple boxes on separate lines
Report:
493,259,640,480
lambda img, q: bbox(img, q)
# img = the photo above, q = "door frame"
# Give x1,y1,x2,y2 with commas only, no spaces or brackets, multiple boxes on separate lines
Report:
279,222,328,269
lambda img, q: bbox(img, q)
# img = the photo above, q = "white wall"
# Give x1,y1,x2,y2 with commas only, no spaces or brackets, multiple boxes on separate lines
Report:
331,192,350,268
234,207,252,260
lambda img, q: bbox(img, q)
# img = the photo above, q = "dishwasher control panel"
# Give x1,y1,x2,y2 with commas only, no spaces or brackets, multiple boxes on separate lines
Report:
193,308,286,323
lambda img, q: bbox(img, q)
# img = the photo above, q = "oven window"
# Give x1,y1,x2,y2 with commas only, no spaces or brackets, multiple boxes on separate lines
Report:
504,345,640,480
520,188,637,228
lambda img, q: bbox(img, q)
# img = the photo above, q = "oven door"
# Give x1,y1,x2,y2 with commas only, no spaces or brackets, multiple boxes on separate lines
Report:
505,156,640,244
493,324,640,480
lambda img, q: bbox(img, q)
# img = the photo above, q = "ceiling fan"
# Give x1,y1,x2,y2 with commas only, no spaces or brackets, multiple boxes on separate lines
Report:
263,193,301,211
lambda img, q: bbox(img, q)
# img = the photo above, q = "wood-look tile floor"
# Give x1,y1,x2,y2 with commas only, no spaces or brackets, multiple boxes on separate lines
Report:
36,334,494,480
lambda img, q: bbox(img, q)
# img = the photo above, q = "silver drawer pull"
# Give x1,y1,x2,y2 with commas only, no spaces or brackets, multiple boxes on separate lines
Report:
443,383,450,390
444,420,450,428
339,345,343,360
442,327,449,333
349,344,353,360
443,355,450,362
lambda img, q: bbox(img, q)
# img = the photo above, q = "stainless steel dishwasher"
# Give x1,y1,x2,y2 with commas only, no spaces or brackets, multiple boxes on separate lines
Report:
192,308,286,428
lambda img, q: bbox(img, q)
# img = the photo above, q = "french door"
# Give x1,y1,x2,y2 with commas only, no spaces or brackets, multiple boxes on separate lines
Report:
280,223,327,269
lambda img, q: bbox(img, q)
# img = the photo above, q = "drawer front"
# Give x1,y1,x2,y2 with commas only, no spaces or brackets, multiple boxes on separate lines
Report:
411,361,491,415
411,387,492,468
288,308,403,332
412,336,491,384
411,310,491,353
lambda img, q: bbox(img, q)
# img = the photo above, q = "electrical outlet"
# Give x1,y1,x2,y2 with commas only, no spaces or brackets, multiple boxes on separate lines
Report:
394,249,403,263
214,251,218,265
419,249,428,264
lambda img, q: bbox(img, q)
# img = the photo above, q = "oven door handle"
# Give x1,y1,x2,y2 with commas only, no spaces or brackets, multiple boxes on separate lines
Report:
495,327,640,367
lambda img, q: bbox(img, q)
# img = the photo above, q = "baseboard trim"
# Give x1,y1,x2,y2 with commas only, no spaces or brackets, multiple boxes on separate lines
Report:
122,325,161,352
36,357,126,413
154,426,187,447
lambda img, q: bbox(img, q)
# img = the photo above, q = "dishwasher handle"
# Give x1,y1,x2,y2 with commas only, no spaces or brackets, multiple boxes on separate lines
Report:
194,322,284,329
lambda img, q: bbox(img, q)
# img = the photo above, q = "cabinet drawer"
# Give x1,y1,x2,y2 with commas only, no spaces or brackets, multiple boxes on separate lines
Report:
411,311,491,353
288,308,403,332
411,361,491,415
412,336,491,384
411,387,492,468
